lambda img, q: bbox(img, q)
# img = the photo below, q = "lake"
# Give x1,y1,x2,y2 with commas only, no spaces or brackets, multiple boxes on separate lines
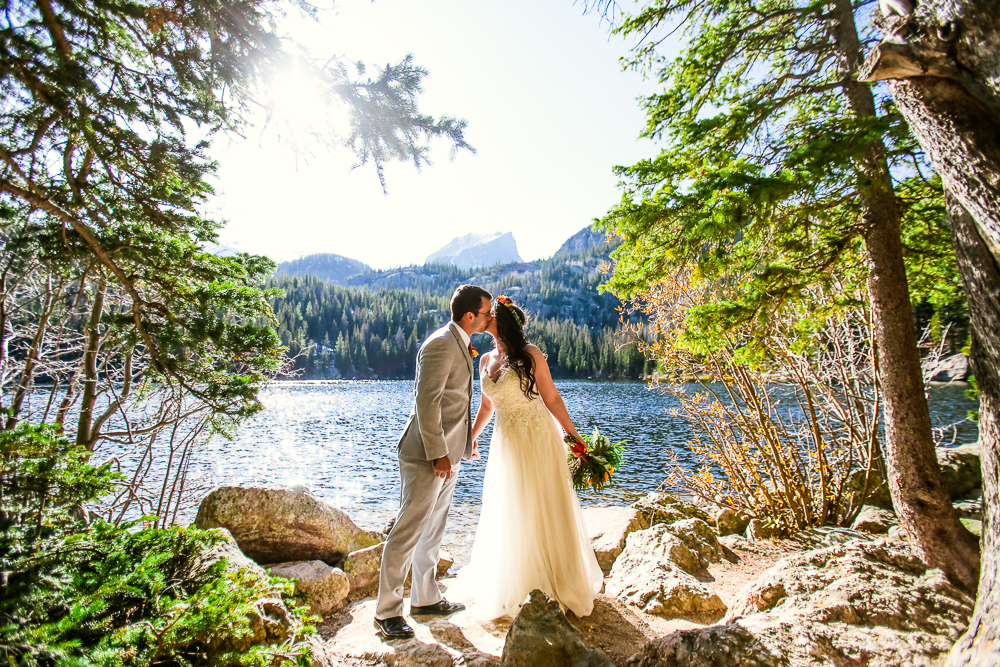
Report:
150,379,977,564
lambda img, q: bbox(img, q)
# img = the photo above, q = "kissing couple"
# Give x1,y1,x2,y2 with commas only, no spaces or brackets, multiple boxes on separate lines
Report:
373,284,603,639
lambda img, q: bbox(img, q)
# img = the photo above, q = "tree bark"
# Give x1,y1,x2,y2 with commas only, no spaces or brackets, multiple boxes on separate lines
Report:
948,195,1000,666
881,73,1000,667
829,0,981,594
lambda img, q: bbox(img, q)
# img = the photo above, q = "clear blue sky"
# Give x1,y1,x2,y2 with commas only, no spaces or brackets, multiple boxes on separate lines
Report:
210,0,660,269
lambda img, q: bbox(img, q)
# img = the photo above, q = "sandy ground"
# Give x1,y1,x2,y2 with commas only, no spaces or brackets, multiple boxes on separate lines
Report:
315,539,798,666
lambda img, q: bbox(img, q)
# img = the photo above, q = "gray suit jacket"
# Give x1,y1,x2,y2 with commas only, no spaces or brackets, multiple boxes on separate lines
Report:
397,321,475,465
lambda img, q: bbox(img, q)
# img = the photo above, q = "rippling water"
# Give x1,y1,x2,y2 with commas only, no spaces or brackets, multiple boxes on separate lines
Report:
165,379,976,564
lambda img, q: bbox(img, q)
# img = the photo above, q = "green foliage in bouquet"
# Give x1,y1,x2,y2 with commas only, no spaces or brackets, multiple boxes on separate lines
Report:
565,428,625,493
0,425,316,666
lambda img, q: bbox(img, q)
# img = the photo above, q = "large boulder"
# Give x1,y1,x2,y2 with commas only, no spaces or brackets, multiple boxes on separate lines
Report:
620,524,701,574
342,542,383,592
499,589,613,667
194,485,383,564
267,560,350,617
582,506,650,575
935,442,983,499
183,527,269,582
627,540,974,666
177,528,329,662
632,492,712,526
665,518,725,568
606,525,727,622
851,506,897,534
745,519,782,542
714,507,751,536
845,468,894,510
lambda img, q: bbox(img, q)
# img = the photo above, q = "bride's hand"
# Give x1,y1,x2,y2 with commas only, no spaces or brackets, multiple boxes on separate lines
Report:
567,433,587,458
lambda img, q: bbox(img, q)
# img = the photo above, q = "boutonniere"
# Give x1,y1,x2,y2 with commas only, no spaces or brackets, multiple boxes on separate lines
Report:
469,345,479,358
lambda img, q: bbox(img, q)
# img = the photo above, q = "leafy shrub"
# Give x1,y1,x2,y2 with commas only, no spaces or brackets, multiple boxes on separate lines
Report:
1,426,316,666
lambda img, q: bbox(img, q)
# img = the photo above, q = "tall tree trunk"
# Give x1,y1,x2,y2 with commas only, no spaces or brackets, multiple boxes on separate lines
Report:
878,73,1000,666
948,195,1000,666
829,0,981,593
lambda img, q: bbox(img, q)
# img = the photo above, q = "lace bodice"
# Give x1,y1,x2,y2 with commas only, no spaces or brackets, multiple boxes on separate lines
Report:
482,368,552,434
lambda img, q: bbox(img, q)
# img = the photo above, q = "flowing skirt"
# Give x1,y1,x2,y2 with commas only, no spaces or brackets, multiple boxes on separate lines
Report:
449,404,603,619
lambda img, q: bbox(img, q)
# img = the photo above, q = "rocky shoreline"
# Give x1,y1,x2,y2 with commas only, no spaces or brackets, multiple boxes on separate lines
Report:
188,441,984,666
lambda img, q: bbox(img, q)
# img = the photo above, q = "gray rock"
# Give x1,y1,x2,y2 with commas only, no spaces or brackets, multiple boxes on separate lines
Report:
845,468,894,510
499,589,613,667
436,549,455,578
607,526,727,622
632,492,712,526
582,506,650,575
607,556,727,622
887,525,909,543
390,641,455,667
923,353,970,383
665,518,725,568
194,485,382,564
305,635,337,667
183,527,269,583
342,542,383,592
628,540,973,667
267,560,350,617
851,506,897,534
622,524,701,574
793,526,874,549
935,442,983,499
178,528,324,660
953,489,984,520
719,534,763,555
715,507,751,536
745,519,782,542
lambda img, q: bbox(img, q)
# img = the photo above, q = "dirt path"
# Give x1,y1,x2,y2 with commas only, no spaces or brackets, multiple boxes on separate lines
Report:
316,539,797,666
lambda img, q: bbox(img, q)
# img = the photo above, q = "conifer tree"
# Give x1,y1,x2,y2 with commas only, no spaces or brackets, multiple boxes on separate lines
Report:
0,0,471,455
599,0,978,590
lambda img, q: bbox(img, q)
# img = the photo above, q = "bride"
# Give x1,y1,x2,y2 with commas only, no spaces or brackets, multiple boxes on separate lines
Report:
449,295,603,619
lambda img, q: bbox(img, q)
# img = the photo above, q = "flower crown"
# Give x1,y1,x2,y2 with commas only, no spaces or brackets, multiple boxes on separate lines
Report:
494,295,526,328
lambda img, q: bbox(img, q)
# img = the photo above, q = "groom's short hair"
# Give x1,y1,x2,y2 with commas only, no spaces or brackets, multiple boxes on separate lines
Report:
451,285,492,322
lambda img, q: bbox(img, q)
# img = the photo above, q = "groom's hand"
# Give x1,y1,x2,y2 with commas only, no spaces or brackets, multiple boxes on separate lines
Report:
432,455,453,480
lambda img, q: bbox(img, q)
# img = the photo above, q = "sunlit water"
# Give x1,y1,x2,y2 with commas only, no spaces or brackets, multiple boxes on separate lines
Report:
106,379,976,565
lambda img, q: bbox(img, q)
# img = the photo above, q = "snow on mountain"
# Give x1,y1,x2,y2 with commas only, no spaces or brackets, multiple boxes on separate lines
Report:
426,232,522,269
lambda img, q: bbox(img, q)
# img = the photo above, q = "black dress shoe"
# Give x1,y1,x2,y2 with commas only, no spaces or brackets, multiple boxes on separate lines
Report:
373,616,415,639
409,599,466,616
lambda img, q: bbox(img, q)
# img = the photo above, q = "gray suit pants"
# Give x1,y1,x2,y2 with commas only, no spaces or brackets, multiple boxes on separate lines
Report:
375,455,460,619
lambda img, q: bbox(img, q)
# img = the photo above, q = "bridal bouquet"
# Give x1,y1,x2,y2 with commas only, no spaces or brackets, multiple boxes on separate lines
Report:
564,428,625,493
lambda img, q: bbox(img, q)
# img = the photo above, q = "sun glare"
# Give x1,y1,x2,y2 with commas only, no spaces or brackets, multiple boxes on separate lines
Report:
267,59,330,148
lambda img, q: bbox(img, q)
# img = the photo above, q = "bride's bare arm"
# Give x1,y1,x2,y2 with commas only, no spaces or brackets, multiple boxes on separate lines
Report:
472,354,495,442
528,345,584,444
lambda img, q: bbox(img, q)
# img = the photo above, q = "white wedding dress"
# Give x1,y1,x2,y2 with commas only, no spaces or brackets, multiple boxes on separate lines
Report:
449,367,603,619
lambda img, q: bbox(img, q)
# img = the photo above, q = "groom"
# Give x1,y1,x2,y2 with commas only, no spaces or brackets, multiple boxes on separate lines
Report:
374,284,493,639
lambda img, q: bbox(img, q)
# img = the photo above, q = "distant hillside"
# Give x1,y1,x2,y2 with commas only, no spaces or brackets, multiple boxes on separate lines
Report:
554,225,619,256
276,253,371,285
268,227,650,380
426,231,522,269
343,242,626,330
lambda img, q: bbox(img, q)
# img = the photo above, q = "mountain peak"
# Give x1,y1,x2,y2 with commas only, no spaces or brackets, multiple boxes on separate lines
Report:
276,253,371,285
426,231,522,269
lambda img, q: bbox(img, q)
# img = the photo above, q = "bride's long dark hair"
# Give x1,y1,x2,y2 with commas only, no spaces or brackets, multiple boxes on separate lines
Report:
494,298,538,400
